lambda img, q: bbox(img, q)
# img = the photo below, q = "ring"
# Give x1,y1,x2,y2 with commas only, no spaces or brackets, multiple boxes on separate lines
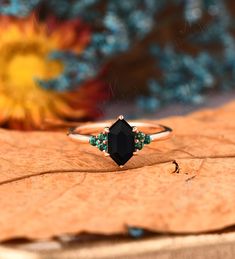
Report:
67,115,173,167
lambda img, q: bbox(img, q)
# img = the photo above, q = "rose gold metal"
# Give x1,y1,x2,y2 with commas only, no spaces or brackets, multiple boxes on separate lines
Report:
132,126,138,132
103,127,110,133
118,115,124,120
68,121,172,143
119,165,124,168
103,151,110,157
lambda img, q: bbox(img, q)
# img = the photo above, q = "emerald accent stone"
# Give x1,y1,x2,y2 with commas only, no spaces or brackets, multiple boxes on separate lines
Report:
98,133,107,141
136,132,145,141
135,141,144,150
144,135,151,144
108,119,135,166
96,139,101,146
89,136,97,146
98,143,107,151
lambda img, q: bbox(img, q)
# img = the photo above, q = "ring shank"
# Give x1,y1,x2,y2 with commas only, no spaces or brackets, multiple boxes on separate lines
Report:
68,121,172,143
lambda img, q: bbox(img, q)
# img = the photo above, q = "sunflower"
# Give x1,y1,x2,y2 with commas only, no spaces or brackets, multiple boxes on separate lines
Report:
0,15,105,130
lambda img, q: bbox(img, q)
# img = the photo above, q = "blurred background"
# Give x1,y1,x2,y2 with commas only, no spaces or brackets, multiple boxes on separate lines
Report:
0,0,234,130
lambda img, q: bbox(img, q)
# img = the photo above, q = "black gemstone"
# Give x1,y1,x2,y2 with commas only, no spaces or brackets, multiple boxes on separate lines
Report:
108,119,135,166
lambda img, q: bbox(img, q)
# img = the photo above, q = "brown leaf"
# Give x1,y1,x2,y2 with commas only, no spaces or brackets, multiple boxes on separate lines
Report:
0,102,235,241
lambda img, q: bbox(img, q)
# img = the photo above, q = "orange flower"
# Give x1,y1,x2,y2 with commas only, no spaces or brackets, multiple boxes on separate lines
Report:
0,15,106,130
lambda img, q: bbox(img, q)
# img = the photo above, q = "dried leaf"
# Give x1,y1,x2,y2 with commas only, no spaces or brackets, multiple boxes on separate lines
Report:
0,102,235,241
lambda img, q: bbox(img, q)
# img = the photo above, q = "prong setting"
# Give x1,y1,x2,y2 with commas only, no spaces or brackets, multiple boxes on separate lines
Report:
132,126,139,133
103,127,110,133
118,115,124,120
103,150,110,157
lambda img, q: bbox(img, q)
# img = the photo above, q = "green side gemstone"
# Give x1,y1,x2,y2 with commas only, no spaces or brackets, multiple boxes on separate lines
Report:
89,136,97,146
90,132,108,152
136,132,145,141
144,135,151,144
135,141,144,150
96,139,101,146
97,133,107,141
98,143,107,151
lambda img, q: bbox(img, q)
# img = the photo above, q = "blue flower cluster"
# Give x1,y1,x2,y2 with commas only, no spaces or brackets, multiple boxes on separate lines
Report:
40,0,162,91
138,0,235,112
0,0,39,16
0,0,234,111
138,46,215,112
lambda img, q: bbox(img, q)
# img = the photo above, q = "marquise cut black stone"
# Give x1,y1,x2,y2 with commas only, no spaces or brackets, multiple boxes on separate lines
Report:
108,119,135,166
